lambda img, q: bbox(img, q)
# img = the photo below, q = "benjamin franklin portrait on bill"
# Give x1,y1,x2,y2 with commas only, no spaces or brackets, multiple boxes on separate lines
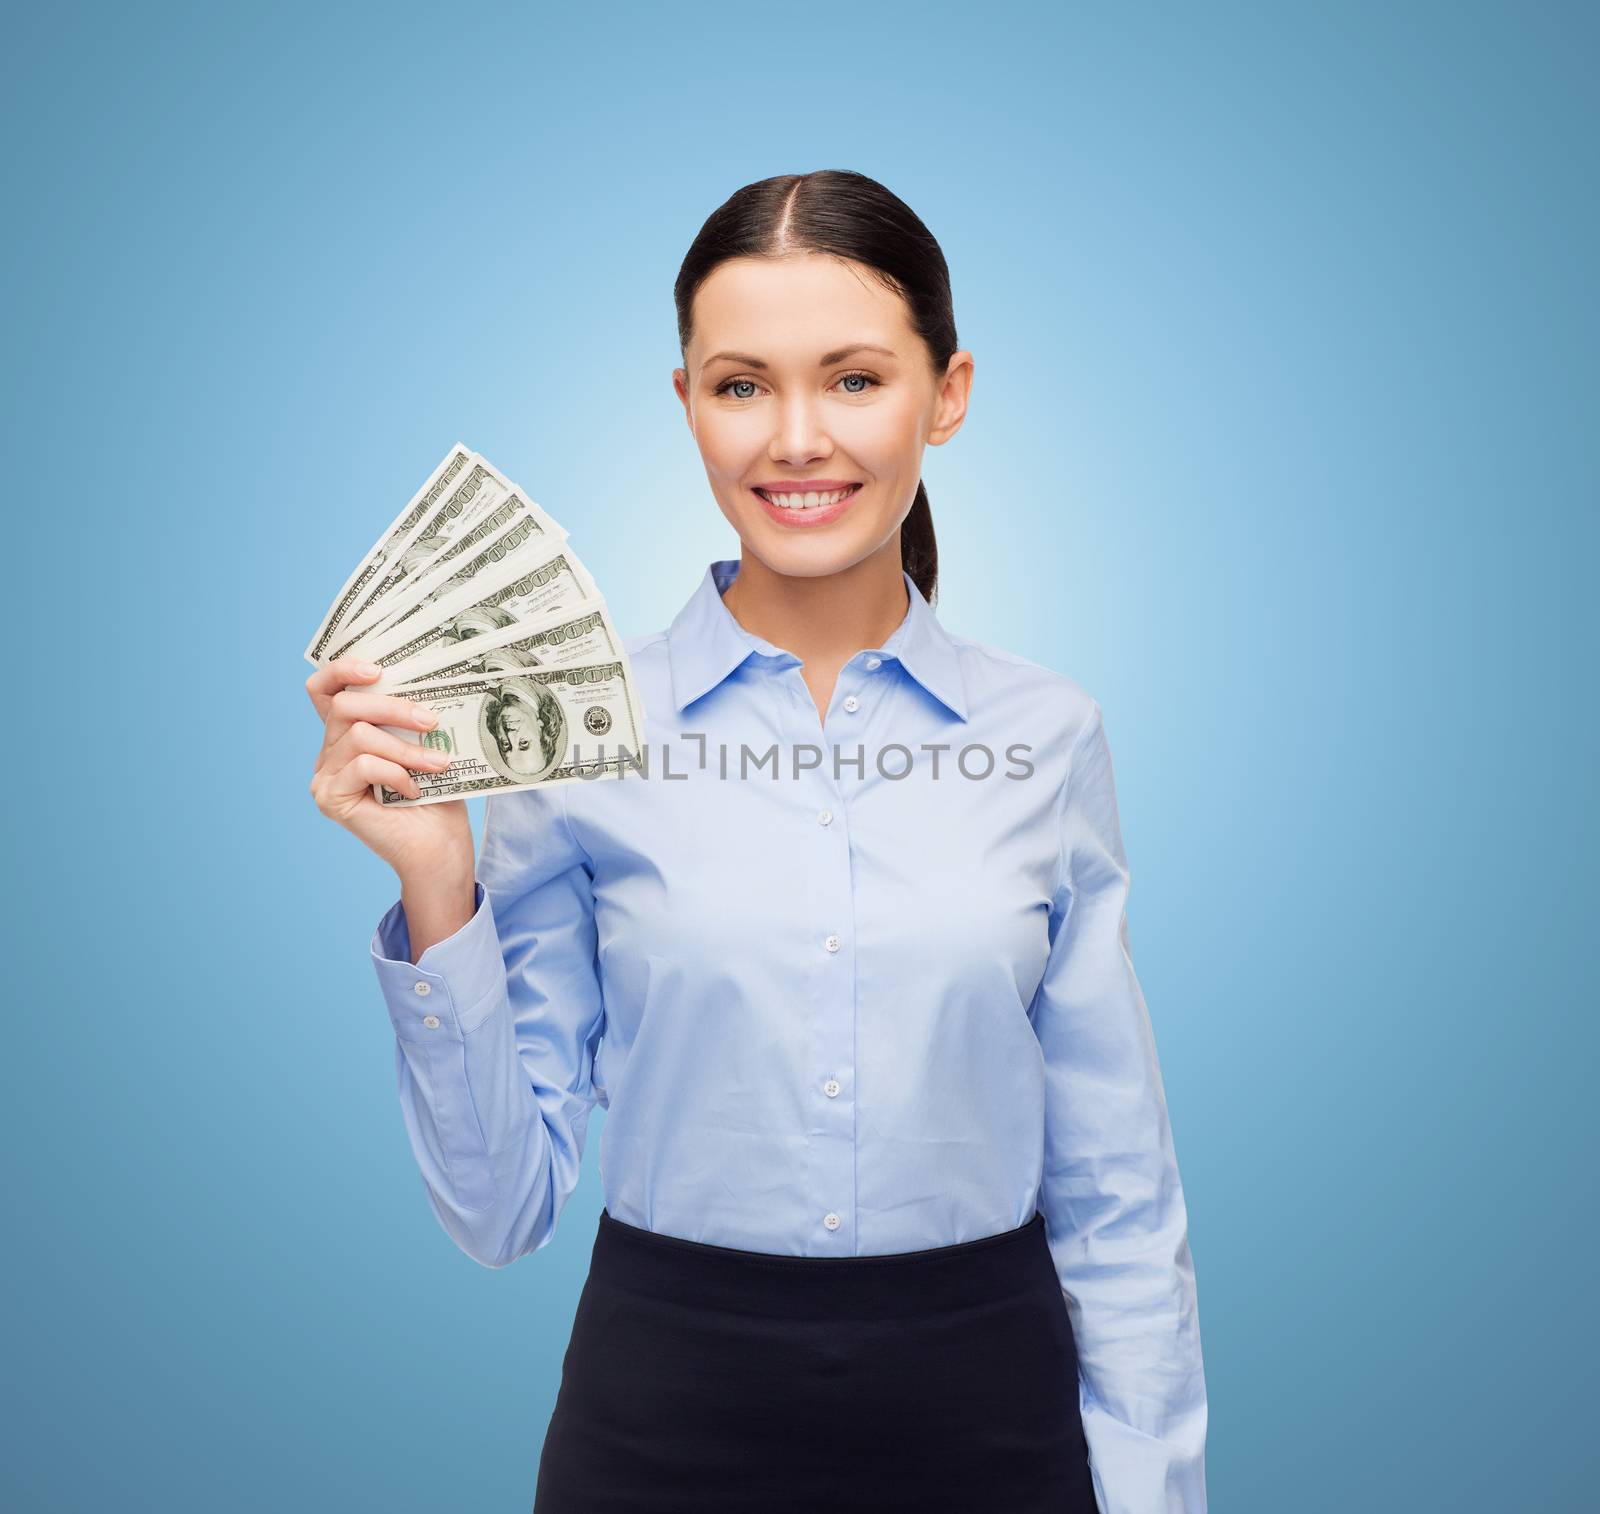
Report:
481,679,565,782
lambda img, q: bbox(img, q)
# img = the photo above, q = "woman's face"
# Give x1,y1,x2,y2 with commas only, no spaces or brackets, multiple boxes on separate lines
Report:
673,253,972,580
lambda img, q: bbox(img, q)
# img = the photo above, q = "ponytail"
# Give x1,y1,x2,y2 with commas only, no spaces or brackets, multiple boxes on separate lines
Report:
902,480,939,607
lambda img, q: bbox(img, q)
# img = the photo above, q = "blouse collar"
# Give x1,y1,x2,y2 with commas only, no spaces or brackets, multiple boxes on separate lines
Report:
666,558,969,722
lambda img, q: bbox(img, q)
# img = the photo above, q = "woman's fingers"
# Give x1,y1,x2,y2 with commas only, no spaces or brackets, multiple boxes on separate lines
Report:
305,655,383,719
306,655,447,818
319,686,438,753
320,719,453,783
312,750,426,812
305,659,436,750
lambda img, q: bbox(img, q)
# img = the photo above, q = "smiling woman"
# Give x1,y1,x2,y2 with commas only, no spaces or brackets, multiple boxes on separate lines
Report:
671,200,968,624
322,168,1208,1514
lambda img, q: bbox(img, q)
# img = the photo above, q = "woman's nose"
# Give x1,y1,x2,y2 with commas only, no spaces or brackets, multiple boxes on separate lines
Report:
768,398,830,463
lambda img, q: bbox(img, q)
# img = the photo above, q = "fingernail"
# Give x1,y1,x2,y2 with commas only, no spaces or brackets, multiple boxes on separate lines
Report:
352,659,381,676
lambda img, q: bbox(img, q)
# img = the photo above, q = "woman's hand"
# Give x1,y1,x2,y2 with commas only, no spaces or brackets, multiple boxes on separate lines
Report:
306,657,474,886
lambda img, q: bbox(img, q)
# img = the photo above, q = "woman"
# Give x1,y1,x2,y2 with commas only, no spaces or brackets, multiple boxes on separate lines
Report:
307,170,1208,1513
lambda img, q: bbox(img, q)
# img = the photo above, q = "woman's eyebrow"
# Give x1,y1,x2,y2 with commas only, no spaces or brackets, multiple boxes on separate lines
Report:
704,343,897,370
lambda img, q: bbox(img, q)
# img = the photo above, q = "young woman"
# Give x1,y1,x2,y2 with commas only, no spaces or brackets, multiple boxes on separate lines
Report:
307,170,1208,1513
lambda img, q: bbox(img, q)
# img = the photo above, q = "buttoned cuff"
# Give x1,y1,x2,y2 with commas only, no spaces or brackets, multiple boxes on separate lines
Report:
370,881,507,1042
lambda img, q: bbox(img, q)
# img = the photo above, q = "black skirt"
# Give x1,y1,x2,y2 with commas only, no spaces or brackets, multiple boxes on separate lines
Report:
532,1208,1097,1513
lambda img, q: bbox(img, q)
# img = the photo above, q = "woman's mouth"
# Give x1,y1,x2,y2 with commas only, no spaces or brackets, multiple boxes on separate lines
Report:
751,482,863,527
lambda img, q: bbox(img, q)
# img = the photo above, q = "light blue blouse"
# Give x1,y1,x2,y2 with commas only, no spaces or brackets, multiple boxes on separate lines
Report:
370,556,1208,1510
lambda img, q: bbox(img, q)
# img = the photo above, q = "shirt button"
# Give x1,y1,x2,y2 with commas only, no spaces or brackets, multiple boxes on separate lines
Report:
824,933,841,952
818,808,833,826
824,1078,840,1097
865,656,882,670
413,981,432,996
824,1212,841,1231
842,694,860,712
422,1014,441,1030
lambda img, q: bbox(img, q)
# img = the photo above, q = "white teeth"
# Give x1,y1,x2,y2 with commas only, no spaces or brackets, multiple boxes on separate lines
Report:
759,486,856,509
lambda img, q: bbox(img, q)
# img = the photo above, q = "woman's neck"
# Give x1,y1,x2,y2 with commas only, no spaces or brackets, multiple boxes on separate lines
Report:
720,543,910,670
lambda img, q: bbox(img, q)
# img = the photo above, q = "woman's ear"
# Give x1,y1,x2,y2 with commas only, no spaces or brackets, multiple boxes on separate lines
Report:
672,367,695,433
928,351,974,446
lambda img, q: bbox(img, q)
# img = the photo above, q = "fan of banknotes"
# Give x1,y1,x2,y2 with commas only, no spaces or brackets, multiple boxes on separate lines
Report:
304,443,647,807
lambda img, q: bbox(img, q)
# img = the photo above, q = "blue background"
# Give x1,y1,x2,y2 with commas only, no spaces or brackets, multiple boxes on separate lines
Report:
5,2,1593,1509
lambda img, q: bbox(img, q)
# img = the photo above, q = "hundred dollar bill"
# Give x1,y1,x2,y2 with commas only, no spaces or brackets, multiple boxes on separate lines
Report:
374,660,648,806
347,544,603,670
337,482,567,654
328,455,513,653
303,442,471,665
373,602,630,691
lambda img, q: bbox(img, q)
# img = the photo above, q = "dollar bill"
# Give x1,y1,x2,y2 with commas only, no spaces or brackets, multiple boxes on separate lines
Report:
373,602,630,691
327,455,512,654
374,660,649,806
348,544,603,670
303,443,472,665
336,483,567,654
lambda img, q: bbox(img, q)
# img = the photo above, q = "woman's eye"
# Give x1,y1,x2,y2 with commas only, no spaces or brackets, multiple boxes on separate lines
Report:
712,372,880,400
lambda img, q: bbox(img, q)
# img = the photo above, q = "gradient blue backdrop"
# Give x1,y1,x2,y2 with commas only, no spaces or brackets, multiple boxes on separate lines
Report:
5,3,1593,1510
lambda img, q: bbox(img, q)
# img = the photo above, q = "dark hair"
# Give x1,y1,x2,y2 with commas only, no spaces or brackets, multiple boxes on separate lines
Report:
674,170,957,608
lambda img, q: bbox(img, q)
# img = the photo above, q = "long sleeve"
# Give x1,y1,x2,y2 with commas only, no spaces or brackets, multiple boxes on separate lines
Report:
369,780,605,1269
1031,701,1209,1511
